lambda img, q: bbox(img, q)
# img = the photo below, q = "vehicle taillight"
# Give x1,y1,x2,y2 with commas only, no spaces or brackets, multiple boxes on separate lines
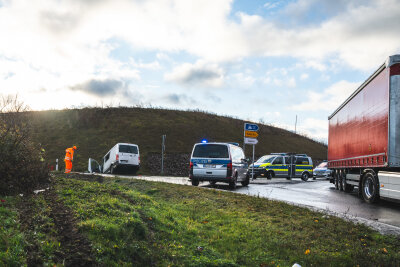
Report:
189,162,194,178
227,161,232,178
116,154,119,161
138,156,140,163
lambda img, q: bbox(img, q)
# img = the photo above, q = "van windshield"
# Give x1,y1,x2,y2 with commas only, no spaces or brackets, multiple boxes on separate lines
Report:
119,145,138,154
193,144,229,158
256,155,275,163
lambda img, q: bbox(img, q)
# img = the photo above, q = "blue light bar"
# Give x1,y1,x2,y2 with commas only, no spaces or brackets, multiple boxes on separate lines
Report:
201,139,208,143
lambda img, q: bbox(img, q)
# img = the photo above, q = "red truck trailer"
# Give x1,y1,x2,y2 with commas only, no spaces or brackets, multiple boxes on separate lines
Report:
328,54,400,203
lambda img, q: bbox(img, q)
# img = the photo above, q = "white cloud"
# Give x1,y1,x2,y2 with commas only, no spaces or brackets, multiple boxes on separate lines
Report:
300,73,309,80
291,80,360,112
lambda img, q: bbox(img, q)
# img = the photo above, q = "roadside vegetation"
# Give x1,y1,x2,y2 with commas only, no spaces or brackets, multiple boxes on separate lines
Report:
2,174,399,266
26,107,327,172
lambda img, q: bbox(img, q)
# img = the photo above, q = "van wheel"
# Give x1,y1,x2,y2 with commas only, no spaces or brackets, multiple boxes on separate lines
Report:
361,173,379,203
110,165,115,174
192,179,199,186
209,181,216,186
301,172,309,181
229,174,237,190
241,174,250,186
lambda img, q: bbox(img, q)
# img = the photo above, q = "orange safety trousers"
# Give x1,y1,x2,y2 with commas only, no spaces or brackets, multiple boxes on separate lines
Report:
65,160,72,173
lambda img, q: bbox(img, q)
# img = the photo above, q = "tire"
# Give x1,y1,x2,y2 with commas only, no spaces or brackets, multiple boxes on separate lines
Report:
339,171,344,191
301,172,309,182
334,172,339,190
266,171,273,180
110,165,115,174
209,181,217,186
192,179,199,186
241,174,250,186
229,174,237,190
343,174,353,192
361,172,379,203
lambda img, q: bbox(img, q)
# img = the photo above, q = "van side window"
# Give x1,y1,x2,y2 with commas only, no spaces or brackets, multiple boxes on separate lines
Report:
296,157,309,165
105,152,110,162
273,157,283,164
230,146,241,162
284,156,291,164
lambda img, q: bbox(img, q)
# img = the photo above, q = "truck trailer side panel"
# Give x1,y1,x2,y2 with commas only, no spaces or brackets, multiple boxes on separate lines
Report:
328,67,389,168
389,63,400,167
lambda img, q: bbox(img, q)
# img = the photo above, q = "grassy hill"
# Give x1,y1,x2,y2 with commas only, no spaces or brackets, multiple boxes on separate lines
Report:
27,107,327,172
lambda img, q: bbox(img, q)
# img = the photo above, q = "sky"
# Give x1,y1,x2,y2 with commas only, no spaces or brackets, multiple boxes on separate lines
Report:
1,0,400,142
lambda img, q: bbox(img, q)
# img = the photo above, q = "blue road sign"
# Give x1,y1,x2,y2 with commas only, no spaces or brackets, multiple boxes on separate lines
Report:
244,123,259,131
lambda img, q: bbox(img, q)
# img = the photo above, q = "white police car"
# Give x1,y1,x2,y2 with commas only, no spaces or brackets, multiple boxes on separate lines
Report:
189,141,249,189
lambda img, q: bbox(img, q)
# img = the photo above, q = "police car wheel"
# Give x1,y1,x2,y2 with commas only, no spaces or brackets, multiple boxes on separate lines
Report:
301,172,309,181
229,174,237,190
192,179,199,186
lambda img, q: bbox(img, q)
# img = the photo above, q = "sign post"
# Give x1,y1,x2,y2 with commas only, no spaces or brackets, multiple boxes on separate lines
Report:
161,135,166,175
244,123,259,180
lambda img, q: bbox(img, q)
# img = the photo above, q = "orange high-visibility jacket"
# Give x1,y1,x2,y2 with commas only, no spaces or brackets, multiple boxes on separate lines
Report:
65,147,75,161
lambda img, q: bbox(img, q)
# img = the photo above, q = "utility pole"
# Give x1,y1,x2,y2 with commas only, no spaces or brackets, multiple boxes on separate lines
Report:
295,115,297,134
161,135,166,175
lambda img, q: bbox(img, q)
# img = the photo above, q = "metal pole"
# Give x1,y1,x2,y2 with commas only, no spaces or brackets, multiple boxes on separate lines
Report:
252,144,255,180
295,115,297,134
56,159,58,171
161,135,166,175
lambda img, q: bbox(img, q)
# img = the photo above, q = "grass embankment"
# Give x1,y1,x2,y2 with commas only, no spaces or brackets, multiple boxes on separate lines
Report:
2,175,399,266
26,107,327,172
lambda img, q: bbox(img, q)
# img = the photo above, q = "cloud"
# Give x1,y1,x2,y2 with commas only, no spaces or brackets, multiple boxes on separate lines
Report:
291,80,360,112
165,61,224,87
165,93,197,105
263,68,296,88
300,73,309,80
70,79,125,96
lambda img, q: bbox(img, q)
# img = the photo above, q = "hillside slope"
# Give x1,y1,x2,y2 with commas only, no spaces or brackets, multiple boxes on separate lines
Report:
28,107,327,173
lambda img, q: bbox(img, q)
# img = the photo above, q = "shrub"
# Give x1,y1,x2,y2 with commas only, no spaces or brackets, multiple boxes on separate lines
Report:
0,96,49,195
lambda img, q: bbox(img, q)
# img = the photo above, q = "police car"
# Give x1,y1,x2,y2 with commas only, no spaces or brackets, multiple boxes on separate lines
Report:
189,141,249,189
249,153,313,181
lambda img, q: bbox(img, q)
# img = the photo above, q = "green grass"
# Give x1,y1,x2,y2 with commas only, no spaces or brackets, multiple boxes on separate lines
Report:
3,175,399,266
55,176,400,266
26,107,327,172
0,196,26,266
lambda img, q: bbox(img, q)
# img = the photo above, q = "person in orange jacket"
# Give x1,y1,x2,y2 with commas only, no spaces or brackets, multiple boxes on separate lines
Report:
64,146,77,173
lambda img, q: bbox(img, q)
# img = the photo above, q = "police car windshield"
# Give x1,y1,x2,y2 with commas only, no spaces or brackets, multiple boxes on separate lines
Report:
316,162,327,168
119,145,138,154
193,144,229,158
256,155,275,163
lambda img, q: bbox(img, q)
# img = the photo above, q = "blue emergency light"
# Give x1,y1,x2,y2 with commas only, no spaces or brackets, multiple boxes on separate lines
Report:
201,139,208,143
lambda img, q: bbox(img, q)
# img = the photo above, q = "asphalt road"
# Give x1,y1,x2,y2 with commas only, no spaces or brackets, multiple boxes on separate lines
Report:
95,174,400,235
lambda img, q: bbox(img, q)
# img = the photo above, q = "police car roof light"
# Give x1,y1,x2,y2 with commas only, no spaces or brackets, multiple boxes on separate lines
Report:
201,139,208,143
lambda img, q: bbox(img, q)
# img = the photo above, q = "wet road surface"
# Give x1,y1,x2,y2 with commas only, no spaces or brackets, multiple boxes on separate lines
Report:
94,174,400,235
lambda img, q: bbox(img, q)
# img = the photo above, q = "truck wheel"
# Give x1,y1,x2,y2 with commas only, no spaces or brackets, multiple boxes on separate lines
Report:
334,172,339,190
361,173,379,203
339,171,344,191
343,175,353,192
229,174,237,190
241,174,250,186
192,179,199,186
301,172,310,181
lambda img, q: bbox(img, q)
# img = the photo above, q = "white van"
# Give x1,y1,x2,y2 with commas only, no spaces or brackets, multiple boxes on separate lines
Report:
88,143,140,175
189,142,249,189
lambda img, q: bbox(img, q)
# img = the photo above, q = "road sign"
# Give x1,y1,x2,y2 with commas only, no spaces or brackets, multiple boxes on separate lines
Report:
245,131,258,138
244,123,259,131
244,137,258,145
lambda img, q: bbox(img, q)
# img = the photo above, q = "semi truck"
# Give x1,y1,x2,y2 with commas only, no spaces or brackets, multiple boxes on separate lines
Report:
328,54,400,203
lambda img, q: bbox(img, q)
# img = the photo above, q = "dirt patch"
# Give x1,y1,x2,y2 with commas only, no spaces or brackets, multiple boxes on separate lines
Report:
17,184,97,266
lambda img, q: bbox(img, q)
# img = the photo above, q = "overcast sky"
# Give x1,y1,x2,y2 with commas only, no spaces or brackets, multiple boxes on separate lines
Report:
1,0,400,141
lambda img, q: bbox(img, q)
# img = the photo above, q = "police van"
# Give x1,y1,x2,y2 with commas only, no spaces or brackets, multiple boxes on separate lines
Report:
189,142,249,189
249,153,313,181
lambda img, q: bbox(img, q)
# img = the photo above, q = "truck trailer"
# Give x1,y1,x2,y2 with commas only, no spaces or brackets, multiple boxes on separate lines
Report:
328,54,400,203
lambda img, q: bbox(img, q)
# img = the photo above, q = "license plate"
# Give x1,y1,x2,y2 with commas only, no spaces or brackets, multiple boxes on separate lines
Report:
204,164,216,168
